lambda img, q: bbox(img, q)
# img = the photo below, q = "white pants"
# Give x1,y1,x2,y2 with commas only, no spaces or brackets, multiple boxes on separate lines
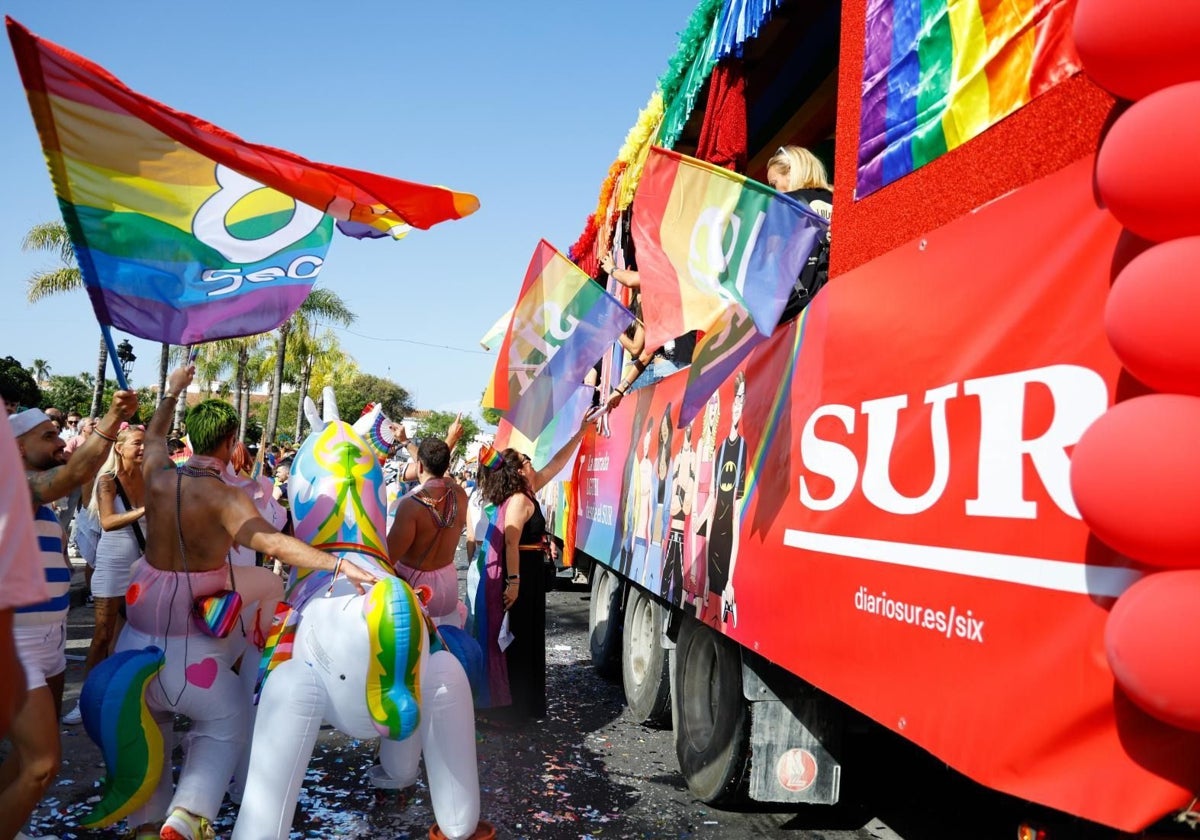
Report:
116,625,247,825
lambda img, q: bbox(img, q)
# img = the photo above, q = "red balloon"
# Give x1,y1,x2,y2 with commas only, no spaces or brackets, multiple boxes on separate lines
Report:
1106,238,1200,396
1070,395,1200,566
1096,83,1200,242
1075,0,1200,101
1106,570,1200,730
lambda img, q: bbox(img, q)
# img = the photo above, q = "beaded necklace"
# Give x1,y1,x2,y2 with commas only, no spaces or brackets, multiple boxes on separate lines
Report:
414,478,458,529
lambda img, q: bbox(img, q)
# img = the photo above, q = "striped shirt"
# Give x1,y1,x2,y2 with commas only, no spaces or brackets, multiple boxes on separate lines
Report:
14,504,72,625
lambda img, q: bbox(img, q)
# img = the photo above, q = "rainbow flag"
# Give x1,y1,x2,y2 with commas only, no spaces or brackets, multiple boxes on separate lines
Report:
494,384,592,475
855,0,1081,197
631,147,826,353
482,240,632,433
678,304,769,427
7,18,478,345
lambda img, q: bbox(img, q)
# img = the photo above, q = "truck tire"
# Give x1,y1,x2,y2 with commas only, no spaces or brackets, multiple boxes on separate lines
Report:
673,618,750,804
622,586,671,726
589,564,622,679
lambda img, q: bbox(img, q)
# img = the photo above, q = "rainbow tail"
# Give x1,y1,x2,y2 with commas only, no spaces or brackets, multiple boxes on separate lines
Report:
363,576,425,741
254,601,299,701
78,646,165,828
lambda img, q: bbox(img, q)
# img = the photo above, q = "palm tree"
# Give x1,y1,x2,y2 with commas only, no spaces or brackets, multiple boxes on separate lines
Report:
266,288,355,445
22,221,174,416
23,221,107,417
30,358,51,386
292,328,356,442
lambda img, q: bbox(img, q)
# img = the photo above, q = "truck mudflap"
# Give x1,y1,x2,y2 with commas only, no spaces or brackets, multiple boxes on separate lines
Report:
743,652,842,805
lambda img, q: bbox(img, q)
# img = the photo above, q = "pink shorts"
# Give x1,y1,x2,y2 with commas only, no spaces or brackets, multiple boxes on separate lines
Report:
125,559,231,637
396,562,459,619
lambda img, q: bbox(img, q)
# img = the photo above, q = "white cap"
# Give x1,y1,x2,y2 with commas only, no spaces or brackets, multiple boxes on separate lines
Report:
10,408,53,438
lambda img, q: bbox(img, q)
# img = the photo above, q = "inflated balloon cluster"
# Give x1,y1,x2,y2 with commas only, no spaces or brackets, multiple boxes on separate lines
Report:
1071,0,1200,731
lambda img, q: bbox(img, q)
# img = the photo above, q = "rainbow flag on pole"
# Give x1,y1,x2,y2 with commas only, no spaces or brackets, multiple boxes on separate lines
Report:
678,304,768,427
482,240,632,431
631,147,826,353
7,18,478,345
855,0,1080,197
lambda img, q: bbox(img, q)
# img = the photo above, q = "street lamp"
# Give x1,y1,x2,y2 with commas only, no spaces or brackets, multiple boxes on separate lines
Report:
116,339,136,382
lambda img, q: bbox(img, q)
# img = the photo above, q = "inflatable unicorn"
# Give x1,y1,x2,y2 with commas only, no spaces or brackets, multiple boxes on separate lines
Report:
231,391,481,840
75,390,481,840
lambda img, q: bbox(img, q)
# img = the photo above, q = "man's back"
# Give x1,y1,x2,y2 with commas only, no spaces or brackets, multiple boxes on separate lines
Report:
390,479,467,571
144,461,240,573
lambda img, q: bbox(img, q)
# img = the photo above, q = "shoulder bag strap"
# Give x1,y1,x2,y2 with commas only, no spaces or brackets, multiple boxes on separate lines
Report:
113,475,146,553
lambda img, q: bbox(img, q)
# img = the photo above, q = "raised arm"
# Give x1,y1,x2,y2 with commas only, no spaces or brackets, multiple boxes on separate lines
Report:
530,416,590,493
27,389,137,507
146,364,194,475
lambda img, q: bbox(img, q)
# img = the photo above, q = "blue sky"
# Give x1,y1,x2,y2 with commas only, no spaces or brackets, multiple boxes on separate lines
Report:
0,0,696,419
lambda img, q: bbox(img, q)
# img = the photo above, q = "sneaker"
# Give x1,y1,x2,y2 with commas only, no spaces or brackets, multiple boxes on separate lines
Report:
61,703,82,725
160,807,213,840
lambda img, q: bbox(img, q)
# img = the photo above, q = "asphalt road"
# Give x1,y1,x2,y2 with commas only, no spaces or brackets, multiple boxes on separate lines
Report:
9,546,1184,840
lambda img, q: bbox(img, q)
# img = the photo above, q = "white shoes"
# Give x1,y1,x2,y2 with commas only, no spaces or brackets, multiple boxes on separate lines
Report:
61,703,82,725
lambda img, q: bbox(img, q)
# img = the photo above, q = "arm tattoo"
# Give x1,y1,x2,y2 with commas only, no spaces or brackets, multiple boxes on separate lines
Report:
27,468,63,507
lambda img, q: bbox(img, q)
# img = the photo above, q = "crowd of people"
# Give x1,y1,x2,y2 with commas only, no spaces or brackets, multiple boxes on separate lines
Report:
0,365,578,840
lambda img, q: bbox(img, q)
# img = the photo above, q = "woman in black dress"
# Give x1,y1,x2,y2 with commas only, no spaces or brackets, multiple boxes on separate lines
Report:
477,420,589,720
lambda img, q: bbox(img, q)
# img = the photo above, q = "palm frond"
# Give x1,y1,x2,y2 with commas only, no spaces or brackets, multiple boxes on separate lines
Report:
21,221,76,265
26,267,85,302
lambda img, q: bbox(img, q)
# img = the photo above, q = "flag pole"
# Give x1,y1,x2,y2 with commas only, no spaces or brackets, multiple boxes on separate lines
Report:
100,324,130,391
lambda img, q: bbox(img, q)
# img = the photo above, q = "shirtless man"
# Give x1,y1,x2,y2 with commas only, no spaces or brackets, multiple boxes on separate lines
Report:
122,365,378,840
386,438,467,624
3,390,138,840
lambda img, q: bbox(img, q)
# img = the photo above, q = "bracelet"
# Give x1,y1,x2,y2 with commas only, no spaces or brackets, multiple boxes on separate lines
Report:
94,427,118,443
506,574,520,581
161,392,178,402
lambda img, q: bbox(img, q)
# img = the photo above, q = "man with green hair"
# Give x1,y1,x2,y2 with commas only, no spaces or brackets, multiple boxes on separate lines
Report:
117,365,377,840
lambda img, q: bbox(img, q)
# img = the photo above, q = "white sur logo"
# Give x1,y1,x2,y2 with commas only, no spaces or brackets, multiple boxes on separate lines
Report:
193,165,325,264
687,206,765,302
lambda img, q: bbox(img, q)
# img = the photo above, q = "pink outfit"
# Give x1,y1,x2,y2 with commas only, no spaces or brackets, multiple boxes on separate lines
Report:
396,562,459,620
125,560,230,637
0,406,48,611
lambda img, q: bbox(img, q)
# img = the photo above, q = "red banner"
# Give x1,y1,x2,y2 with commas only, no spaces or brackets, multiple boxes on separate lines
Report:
573,156,1200,830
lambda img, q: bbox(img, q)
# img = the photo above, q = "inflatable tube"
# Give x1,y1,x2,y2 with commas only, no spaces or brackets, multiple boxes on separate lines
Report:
421,650,481,840
434,625,486,701
78,646,165,828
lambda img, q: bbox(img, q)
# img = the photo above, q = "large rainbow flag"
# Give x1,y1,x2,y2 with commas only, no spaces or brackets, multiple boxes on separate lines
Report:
855,0,1081,197
7,18,479,345
631,147,826,352
482,240,632,435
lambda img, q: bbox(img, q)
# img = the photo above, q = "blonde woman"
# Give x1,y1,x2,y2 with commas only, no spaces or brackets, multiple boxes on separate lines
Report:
765,145,833,220
62,425,146,724
767,146,834,321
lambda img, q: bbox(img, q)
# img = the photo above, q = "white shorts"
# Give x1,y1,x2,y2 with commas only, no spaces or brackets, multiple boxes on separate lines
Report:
14,621,67,690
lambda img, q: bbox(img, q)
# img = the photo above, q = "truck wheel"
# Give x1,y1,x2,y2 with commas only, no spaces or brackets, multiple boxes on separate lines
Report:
589,564,622,679
622,587,671,726
673,618,750,804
